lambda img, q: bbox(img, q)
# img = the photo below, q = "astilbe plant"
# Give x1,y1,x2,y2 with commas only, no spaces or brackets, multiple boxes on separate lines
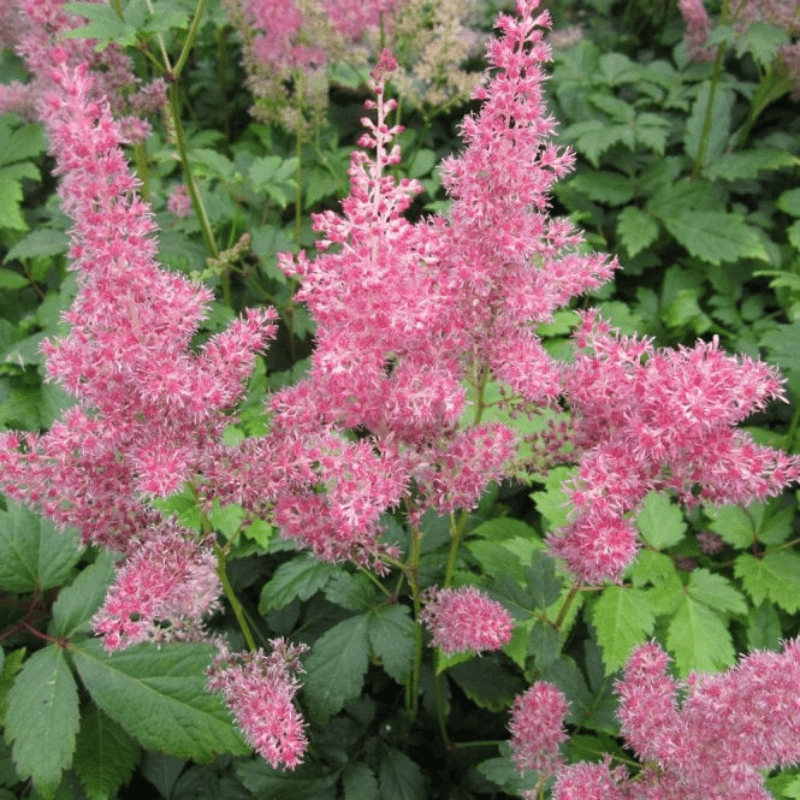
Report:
2,0,800,786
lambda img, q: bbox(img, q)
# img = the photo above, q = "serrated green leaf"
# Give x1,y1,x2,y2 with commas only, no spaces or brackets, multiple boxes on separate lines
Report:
735,551,800,612
617,206,659,257
69,639,249,761
736,21,790,68
476,743,540,794
666,598,734,675
684,84,733,167
591,585,655,673
6,645,79,798
569,171,634,206
139,751,185,799
73,705,140,800
747,601,781,652
343,763,379,800
49,551,116,639
368,604,414,683
209,499,246,539
0,119,47,166
707,504,755,548
324,572,375,611
4,228,69,263
529,621,562,670
636,492,686,549
0,648,25,728
662,211,767,265
304,614,370,721
62,2,138,48
628,549,680,589
258,556,339,613
190,148,235,178
0,163,39,230
0,268,27,289
647,179,715,217
447,657,525,711
687,568,747,616
526,550,563,607
0,501,82,593
379,747,425,800
704,148,798,181
562,119,635,166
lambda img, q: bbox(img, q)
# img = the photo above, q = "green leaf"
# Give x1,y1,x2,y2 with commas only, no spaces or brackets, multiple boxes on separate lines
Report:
68,638,249,761
561,119,635,166
617,206,659,257
526,550,564,608
684,84,733,167
666,597,734,675
236,761,337,800
304,614,370,721
569,171,634,206
633,113,671,154
139,752,185,799
73,705,140,800
636,492,686,549
258,555,339,613
6,645,79,798
707,504,755,548
4,229,69,263
0,119,47,166
62,2,138,48
778,188,800,217
0,162,39,230
368,604,415,683
591,585,655,673
342,763,379,800
747,601,781,652
0,268,27,289
378,747,425,800
0,648,25,728
687,568,746,616
0,501,82,593
661,211,768,265
704,149,799,181
647,179,715,217
447,657,525,711
735,552,800,612
736,22,790,69
324,572,375,611
49,551,115,639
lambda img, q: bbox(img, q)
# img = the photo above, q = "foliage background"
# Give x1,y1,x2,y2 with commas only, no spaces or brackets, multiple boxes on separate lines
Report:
2,0,800,798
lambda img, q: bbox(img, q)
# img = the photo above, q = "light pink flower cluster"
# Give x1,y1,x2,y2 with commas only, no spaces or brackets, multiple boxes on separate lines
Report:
0,55,274,650
550,312,800,584
92,527,221,652
517,640,800,799
420,586,513,655
207,639,309,770
508,681,569,776
677,0,717,62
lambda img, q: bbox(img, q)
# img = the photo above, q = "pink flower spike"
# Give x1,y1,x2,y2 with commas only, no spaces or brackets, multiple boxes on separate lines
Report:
207,639,309,770
420,585,513,656
509,681,569,776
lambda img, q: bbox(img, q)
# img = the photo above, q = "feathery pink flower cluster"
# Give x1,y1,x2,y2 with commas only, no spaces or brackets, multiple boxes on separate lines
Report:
677,0,717,62
207,639,309,770
540,639,800,799
508,681,570,776
550,312,800,584
420,586,513,655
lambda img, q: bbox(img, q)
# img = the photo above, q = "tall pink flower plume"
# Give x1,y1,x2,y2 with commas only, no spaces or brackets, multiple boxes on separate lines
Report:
420,586,513,655
207,639,309,769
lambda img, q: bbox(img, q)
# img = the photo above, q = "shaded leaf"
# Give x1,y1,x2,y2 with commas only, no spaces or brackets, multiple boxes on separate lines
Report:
258,556,339,612
49,551,115,639
368,604,415,683
379,747,425,800
6,645,79,798
617,206,659,257
69,638,248,761
735,552,800,612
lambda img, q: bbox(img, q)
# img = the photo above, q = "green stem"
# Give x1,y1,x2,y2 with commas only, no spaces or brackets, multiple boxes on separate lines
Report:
443,511,469,589
553,578,582,632
433,652,450,748
215,544,257,652
168,82,218,259
407,518,424,720
173,0,207,80
691,44,727,180
132,142,150,201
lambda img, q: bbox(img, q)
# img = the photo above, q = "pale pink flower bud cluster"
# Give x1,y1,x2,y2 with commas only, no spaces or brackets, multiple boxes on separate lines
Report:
207,640,309,770
550,311,800,584
167,183,193,218
508,681,569,776
678,0,717,62
420,586,513,655
92,528,221,652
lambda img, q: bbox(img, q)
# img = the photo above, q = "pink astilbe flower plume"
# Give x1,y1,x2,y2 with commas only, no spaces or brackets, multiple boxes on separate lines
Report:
420,586,513,655
549,312,800,584
508,681,569,776
207,639,309,769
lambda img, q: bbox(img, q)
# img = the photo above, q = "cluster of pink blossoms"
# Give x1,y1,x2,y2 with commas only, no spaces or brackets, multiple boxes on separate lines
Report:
510,640,800,799
207,639,309,770
550,312,800,584
420,586,513,656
